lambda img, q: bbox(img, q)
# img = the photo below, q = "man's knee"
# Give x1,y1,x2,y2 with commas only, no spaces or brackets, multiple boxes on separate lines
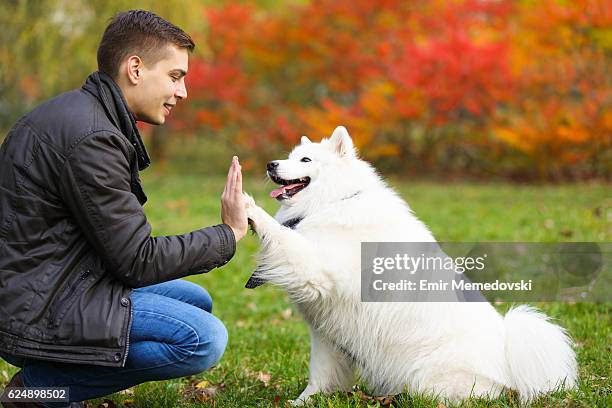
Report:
197,287,213,313
136,280,214,313
177,280,214,313
184,315,228,375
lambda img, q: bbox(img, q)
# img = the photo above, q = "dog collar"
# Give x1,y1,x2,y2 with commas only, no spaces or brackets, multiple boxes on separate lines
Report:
282,217,303,229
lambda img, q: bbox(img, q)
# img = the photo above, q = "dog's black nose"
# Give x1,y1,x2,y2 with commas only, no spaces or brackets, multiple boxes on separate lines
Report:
267,161,279,171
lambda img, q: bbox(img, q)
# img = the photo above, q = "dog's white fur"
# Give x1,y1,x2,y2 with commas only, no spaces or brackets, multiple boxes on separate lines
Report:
244,126,578,404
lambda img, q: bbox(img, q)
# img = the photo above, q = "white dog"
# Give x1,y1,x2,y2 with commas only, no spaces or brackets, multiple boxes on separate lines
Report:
244,126,577,405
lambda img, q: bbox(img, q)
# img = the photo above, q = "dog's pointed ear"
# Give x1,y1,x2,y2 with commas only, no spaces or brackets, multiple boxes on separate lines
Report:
330,126,355,157
300,135,312,145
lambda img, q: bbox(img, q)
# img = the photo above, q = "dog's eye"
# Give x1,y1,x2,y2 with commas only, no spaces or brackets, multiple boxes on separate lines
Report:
300,157,311,163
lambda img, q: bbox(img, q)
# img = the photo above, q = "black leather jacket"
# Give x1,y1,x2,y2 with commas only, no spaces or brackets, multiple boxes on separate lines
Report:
0,72,235,367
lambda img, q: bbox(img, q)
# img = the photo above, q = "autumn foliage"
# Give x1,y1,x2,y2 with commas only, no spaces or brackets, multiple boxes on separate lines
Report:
173,0,611,180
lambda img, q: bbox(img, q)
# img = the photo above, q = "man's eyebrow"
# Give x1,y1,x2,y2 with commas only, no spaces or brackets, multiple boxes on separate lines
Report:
170,69,187,77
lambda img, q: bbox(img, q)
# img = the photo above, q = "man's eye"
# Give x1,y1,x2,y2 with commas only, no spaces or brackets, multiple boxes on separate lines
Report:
300,157,311,162
171,76,178,82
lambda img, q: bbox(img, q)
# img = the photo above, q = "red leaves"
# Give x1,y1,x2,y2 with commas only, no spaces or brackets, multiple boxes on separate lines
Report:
390,30,514,121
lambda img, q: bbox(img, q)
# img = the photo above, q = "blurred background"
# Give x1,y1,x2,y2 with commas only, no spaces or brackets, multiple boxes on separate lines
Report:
1,0,610,181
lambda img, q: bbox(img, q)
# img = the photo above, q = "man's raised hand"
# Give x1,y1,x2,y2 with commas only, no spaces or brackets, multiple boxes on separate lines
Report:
221,156,248,242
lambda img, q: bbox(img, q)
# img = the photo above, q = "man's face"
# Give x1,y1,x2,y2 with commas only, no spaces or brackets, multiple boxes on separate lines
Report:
131,44,188,125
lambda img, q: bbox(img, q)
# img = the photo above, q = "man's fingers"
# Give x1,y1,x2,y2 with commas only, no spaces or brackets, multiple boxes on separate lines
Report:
223,160,234,195
234,163,243,194
225,157,238,194
230,156,239,192
232,163,238,191
231,157,241,195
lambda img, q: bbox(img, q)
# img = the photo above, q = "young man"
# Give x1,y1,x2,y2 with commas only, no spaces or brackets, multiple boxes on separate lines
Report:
0,10,247,408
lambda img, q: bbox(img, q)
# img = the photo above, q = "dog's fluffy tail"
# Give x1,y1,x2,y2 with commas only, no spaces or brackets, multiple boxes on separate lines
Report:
503,305,578,401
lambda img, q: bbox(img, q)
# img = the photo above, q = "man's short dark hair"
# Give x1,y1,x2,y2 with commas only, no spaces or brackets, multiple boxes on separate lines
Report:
97,9,195,78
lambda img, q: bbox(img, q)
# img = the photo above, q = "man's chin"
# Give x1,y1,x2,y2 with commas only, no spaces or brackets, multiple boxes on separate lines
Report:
136,115,165,126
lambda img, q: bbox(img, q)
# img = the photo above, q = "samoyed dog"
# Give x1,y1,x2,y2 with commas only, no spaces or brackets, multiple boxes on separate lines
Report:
243,126,577,404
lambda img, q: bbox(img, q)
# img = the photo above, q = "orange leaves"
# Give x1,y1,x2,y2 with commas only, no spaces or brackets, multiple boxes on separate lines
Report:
358,81,396,122
557,125,590,144
494,127,534,154
491,0,612,174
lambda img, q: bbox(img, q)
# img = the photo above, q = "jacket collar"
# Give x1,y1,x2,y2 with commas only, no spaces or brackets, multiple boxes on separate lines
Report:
82,71,151,171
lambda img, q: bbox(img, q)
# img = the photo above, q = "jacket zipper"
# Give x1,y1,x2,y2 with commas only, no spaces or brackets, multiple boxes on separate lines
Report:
122,301,133,367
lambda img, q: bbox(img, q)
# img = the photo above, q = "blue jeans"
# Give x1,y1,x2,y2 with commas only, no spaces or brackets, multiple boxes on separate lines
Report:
0,280,228,406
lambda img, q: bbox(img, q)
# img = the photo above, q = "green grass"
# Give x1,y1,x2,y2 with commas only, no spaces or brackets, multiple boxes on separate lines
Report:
1,174,610,407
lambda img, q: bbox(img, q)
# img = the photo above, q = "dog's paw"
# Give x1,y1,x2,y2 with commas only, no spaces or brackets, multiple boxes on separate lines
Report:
289,387,317,406
243,192,256,209
288,397,309,406
243,192,261,231
243,192,258,219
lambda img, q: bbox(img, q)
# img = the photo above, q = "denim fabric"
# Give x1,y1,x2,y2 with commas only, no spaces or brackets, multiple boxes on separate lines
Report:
0,280,227,407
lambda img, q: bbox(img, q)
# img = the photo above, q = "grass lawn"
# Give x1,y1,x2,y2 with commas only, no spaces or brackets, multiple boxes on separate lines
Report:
1,173,610,407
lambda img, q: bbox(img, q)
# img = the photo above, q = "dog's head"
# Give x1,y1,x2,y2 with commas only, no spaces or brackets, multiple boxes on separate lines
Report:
266,126,362,206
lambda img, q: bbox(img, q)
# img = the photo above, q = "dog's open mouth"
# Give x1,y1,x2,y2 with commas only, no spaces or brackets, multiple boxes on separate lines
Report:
269,173,310,200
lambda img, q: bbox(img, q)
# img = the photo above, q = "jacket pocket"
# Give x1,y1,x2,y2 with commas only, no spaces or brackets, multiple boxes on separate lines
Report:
46,258,96,329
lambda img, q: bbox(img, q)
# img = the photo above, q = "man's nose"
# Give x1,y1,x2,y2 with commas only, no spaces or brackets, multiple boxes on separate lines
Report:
175,78,187,100
267,161,279,171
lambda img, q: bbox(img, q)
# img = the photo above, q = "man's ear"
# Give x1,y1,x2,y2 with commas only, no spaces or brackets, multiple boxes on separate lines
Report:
300,136,312,145
126,55,143,85
329,126,355,157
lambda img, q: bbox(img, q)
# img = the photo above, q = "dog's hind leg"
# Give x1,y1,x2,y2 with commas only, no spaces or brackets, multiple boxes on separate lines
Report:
291,330,355,405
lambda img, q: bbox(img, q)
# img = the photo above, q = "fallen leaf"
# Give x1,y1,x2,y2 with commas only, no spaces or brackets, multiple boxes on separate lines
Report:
593,207,602,217
118,388,134,396
560,228,573,237
375,395,396,406
200,387,219,398
257,371,272,387
195,380,210,389
281,308,292,319
437,404,448,408
247,302,257,311
346,390,395,405
96,399,117,408
122,399,134,406
353,390,369,401
182,383,220,403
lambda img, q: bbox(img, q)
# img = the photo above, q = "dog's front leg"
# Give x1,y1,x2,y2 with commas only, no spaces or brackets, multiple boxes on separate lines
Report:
244,194,332,301
291,330,355,406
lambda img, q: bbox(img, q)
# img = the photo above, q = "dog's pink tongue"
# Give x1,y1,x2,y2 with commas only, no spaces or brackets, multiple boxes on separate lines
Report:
270,183,303,198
